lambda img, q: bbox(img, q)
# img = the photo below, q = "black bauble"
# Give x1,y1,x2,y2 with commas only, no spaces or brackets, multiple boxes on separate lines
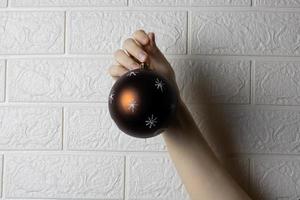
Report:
108,63,178,138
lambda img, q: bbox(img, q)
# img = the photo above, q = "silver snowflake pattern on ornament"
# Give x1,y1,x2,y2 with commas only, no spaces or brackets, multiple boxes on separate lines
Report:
109,92,115,104
128,99,138,113
145,114,158,128
154,78,164,92
127,71,137,77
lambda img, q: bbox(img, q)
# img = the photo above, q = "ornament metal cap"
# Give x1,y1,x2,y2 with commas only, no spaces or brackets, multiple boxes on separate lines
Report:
140,62,149,70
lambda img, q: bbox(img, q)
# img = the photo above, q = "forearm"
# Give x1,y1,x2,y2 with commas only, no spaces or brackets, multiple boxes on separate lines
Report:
163,98,251,200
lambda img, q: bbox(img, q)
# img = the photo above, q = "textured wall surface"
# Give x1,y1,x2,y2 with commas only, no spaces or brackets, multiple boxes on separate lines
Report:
0,0,299,199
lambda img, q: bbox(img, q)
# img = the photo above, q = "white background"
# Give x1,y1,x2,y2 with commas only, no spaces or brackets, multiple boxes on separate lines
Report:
0,0,300,199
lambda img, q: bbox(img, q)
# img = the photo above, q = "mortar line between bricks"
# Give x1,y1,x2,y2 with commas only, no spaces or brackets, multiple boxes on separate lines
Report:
225,153,300,158
0,7,189,11
5,102,300,110
0,54,114,59
1,7,300,11
2,197,125,200
3,150,300,157
0,150,170,156
3,54,300,60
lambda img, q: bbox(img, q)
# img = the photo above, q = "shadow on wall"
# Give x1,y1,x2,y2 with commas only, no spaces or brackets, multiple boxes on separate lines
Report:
172,59,262,199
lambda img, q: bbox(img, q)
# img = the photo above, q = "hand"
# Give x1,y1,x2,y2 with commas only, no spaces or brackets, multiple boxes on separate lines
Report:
108,30,180,95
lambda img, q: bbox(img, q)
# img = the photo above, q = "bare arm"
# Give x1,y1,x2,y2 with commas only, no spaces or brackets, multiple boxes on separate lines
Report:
164,97,251,200
108,29,252,200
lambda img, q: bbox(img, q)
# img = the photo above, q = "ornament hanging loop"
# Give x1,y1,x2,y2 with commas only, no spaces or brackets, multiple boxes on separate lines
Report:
140,62,149,70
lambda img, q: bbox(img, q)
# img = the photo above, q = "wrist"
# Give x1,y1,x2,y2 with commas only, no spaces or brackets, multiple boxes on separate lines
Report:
166,96,198,133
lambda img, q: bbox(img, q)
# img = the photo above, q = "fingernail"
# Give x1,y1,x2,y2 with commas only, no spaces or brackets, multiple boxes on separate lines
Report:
143,36,149,44
138,52,147,62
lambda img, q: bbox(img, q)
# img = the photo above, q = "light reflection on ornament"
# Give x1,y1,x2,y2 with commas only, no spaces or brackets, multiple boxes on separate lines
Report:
119,88,139,114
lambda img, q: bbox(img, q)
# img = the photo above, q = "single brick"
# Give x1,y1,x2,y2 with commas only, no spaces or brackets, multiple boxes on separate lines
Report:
127,155,189,200
130,0,188,6
254,0,300,7
69,11,187,54
170,58,250,104
252,158,300,199
191,0,251,6
65,105,166,151
255,61,300,105
224,109,300,154
10,0,127,7
192,11,300,56
0,12,64,54
0,107,62,150
6,154,124,199
188,106,300,154
7,58,113,102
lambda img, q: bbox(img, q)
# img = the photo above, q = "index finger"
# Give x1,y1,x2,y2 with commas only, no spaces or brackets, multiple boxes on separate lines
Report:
133,29,150,46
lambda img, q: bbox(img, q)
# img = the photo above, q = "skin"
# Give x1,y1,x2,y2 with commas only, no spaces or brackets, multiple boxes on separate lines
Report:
108,30,252,200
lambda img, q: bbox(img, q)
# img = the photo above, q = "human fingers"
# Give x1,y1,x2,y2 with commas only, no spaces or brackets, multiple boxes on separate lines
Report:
113,49,140,70
108,63,129,77
133,29,150,46
122,38,148,63
111,76,119,81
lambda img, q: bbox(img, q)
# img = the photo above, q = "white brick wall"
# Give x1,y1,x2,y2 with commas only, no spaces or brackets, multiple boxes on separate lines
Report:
68,11,187,54
126,155,189,200
253,0,300,7
7,58,113,102
130,0,189,6
171,58,251,104
0,107,62,150
255,61,300,105
0,12,64,54
192,11,300,56
10,0,127,7
65,105,165,151
5,153,124,199
0,0,299,200
251,157,300,199
191,0,251,6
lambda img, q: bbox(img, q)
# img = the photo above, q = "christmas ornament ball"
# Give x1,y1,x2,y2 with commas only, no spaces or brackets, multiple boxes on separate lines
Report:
108,64,178,138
